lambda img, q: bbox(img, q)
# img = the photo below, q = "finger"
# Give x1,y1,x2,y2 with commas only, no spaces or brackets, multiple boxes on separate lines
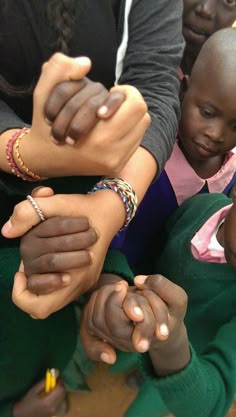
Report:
31,187,55,198
104,282,134,340
1,194,84,238
122,291,144,322
135,275,188,316
65,90,108,142
140,289,169,340
81,307,117,364
130,294,156,352
27,273,71,295
86,285,118,337
35,53,91,114
31,378,47,394
43,380,66,410
25,250,92,276
12,272,40,310
45,79,86,124
12,271,75,319
25,216,91,239
97,91,125,119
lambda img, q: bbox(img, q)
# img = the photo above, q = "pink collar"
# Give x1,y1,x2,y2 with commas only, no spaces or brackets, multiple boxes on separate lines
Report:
165,142,236,206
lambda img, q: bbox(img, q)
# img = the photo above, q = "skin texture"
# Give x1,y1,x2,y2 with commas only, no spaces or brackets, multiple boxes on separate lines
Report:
179,28,236,179
182,0,236,74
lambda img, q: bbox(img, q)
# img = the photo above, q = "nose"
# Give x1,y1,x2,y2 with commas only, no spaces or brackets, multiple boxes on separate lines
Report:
204,122,224,143
195,0,216,20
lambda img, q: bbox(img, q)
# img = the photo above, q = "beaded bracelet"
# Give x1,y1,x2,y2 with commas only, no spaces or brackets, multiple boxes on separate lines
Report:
89,177,138,230
6,128,45,182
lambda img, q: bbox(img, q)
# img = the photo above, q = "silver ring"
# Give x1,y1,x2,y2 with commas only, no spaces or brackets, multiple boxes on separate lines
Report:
27,195,46,222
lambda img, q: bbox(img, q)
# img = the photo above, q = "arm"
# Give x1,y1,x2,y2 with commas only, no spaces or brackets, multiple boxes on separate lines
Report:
117,0,184,173
135,318,236,417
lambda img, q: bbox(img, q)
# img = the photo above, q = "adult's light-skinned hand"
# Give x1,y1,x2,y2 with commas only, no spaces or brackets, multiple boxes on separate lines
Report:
2,188,125,319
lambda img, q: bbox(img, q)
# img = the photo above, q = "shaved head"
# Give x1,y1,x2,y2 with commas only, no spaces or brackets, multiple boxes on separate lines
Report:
190,28,236,90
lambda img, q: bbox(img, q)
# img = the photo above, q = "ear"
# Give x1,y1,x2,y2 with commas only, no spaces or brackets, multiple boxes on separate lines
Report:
180,75,190,103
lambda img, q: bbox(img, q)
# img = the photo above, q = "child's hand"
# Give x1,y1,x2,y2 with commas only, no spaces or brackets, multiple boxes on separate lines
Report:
80,278,159,363
44,77,125,144
80,274,188,366
20,216,98,295
13,377,66,417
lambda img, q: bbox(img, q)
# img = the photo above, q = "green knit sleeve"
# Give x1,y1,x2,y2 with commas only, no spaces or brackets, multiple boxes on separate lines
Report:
102,249,134,285
128,317,236,417
0,401,15,417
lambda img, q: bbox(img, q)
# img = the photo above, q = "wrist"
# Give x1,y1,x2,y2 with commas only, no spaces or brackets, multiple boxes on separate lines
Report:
0,129,20,173
149,324,190,377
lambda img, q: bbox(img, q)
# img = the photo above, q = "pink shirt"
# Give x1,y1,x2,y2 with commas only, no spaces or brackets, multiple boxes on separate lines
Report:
191,204,232,263
165,142,236,205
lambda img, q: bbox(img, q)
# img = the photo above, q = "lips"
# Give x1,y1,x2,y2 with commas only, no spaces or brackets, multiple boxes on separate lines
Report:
195,142,217,155
183,23,210,43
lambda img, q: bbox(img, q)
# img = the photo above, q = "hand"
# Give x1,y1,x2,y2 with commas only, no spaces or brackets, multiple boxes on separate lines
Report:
45,77,125,144
21,215,98,295
80,277,163,362
13,376,66,417
80,274,189,370
23,58,151,177
2,190,125,318
135,275,190,376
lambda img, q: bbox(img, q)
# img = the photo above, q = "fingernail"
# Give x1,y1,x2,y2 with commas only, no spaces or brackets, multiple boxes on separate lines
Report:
1,219,12,235
100,352,114,364
62,274,71,285
65,137,75,146
98,105,108,116
160,324,169,336
74,56,91,66
138,339,149,352
133,307,143,317
135,275,147,285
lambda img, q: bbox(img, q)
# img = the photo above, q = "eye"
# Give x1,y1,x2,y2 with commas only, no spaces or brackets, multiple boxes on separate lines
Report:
199,106,214,118
231,122,236,132
223,0,236,7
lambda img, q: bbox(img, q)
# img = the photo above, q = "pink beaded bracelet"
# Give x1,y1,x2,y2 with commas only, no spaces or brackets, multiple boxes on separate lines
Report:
6,128,45,182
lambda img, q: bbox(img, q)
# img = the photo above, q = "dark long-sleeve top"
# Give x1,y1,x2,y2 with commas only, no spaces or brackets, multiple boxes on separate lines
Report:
0,0,184,172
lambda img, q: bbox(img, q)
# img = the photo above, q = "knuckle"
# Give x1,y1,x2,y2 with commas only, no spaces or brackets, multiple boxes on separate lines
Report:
176,288,188,312
13,202,28,221
41,254,58,271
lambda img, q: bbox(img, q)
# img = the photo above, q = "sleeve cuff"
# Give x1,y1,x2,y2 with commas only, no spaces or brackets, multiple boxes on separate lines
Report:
102,249,134,285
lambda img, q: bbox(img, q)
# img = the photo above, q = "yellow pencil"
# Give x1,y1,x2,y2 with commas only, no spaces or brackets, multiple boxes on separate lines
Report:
45,369,51,394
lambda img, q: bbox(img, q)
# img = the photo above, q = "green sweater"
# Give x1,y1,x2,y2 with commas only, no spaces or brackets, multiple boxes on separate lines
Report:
124,193,236,417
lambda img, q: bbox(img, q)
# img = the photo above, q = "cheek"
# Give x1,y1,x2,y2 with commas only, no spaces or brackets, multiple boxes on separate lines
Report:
179,107,199,138
216,12,236,30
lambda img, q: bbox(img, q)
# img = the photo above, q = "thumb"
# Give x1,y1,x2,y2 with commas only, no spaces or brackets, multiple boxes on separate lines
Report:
80,307,117,364
35,53,91,112
31,186,55,198
1,194,68,238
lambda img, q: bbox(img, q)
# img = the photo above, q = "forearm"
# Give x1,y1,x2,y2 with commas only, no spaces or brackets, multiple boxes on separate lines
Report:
149,325,190,377
119,0,184,170
116,146,157,203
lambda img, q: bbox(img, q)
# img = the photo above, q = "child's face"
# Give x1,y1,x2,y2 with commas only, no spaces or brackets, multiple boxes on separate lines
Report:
179,70,236,162
224,201,236,269
183,1,236,54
